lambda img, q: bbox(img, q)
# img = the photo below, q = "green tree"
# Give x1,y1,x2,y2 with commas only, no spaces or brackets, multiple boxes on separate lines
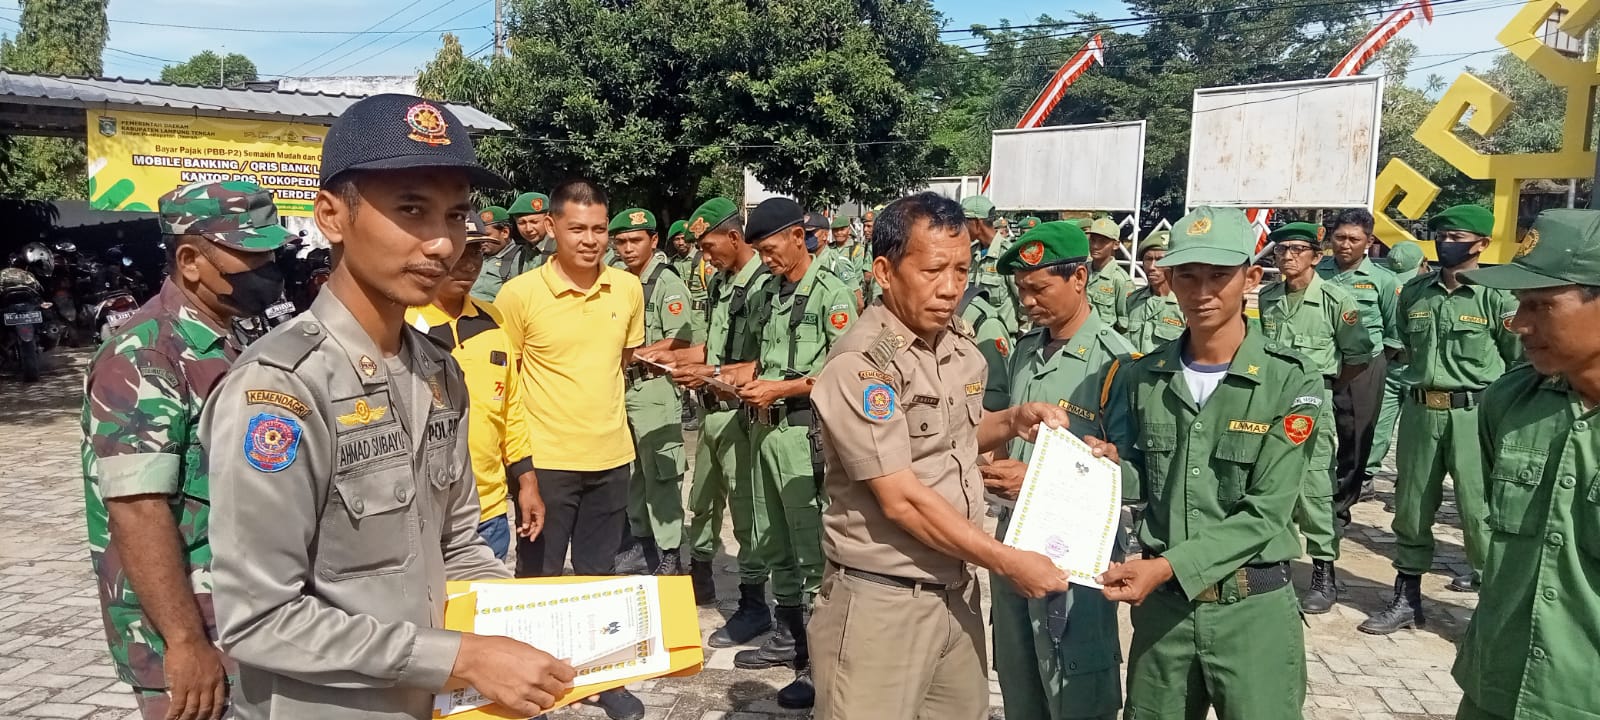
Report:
160,51,260,88
0,0,108,200
419,0,942,218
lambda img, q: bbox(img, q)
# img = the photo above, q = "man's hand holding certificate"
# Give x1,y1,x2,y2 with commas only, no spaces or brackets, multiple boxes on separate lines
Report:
1000,424,1123,588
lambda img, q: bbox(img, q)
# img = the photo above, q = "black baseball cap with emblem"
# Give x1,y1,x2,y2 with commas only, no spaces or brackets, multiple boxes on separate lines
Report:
319,93,508,190
745,198,806,243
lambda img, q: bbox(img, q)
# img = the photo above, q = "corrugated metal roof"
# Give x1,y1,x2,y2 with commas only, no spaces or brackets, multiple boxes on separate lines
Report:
0,72,510,132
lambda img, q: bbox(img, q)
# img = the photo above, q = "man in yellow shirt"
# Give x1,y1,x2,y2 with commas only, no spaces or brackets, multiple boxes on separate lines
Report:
408,216,542,559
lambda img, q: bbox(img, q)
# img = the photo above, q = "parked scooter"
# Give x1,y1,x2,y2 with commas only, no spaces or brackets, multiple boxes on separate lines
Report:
0,266,50,381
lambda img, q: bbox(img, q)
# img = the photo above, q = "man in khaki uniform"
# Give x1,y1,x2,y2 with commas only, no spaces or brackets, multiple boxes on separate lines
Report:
203,94,575,719
809,192,1072,720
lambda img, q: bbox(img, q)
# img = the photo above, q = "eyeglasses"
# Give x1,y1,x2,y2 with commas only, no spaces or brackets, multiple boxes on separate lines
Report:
1273,245,1315,256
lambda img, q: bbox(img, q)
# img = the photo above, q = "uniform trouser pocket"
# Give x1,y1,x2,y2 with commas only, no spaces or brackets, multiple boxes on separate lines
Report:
758,423,824,604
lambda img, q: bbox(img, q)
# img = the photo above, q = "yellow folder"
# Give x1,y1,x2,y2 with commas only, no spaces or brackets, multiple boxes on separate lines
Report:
434,575,704,719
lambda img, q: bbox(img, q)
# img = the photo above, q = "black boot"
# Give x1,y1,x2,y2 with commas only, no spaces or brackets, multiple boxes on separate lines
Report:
1300,560,1337,614
654,548,683,576
734,604,799,668
776,605,814,709
1358,573,1426,635
690,559,717,606
614,536,653,575
1447,572,1479,593
707,583,772,648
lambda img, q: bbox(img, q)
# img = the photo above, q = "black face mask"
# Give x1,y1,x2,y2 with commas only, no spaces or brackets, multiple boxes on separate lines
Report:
219,261,285,317
1435,240,1480,269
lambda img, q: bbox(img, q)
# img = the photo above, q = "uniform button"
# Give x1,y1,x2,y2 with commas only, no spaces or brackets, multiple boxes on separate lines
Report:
948,397,956,404
396,485,410,502
1193,422,1203,431
351,498,365,513
1068,661,1078,671
1520,470,1534,480
921,423,929,431
1190,467,1201,476
303,322,321,336
1577,421,1589,432
1189,509,1199,518
1561,476,1577,489
1542,588,1558,602
1531,646,1546,661
1547,532,1564,547
949,440,956,449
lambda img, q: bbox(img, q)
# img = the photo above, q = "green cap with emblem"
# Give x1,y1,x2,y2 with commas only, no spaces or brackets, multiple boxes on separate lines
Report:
831,215,852,230
1461,208,1600,290
1385,240,1425,273
508,192,549,216
158,180,292,253
482,206,510,224
1020,216,1043,232
668,220,687,239
996,221,1091,275
1157,206,1254,268
1086,217,1120,240
1267,222,1322,247
1428,204,1493,236
961,195,996,221
685,197,738,241
608,208,657,235
1137,229,1170,257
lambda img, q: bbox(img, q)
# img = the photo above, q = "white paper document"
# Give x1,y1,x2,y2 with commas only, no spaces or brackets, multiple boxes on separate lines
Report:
1001,423,1123,589
434,577,672,716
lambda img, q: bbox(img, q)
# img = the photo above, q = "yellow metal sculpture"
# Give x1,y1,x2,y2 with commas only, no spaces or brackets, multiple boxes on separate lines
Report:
1373,0,1600,263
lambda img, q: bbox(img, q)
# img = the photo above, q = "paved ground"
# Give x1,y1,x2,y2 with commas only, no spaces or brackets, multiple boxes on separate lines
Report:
0,348,1475,719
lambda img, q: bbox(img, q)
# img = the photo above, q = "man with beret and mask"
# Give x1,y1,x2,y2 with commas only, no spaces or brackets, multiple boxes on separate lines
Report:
1451,208,1600,720
82,180,289,719
473,192,551,301
1257,222,1373,614
1084,218,1134,333
637,198,779,631
965,195,1021,337
1088,206,1322,720
809,192,1073,720
729,198,857,708
1360,204,1522,635
1126,228,1185,356
986,221,1135,720
203,94,577,720
1366,240,1428,483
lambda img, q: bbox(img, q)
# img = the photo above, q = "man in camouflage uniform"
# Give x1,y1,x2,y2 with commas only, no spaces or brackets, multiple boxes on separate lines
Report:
81,180,290,719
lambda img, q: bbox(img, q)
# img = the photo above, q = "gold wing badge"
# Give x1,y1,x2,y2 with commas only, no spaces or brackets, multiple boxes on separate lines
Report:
337,399,389,426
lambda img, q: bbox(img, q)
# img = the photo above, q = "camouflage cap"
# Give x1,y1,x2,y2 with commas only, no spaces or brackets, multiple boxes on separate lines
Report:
1462,208,1600,290
158,180,291,253
509,192,549,216
1158,206,1254,268
609,208,658,235
686,197,738,242
668,220,687,239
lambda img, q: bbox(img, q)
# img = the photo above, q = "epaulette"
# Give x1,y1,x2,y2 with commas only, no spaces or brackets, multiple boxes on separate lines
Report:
256,317,328,372
1262,340,1317,375
954,315,975,338
1098,325,1137,358
864,325,902,370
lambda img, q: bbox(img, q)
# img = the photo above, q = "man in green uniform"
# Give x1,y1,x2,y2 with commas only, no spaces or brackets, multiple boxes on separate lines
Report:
1452,207,1600,719
1085,218,1134,332
1092,206,1322,720
965,195,1020,336
82,181,289,719
1319,208,1400,522
814,212,861,296
611,208,699,576
1126,229,1185,356
1367,240,1427,477
1360,205,1522,633
640,198,777,633
960,283,1013,412
1257,222,1374,614
473,191,551,301
730,198,857,708
986,221,1134,720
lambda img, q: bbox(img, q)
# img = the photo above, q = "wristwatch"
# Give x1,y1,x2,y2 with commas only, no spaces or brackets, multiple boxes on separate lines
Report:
713,365,722,377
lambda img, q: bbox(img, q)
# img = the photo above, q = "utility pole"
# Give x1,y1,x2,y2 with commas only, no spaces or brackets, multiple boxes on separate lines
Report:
493,0,503,58
219,45,227,88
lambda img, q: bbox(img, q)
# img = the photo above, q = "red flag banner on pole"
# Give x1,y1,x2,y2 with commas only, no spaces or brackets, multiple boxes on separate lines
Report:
981,34,1106,195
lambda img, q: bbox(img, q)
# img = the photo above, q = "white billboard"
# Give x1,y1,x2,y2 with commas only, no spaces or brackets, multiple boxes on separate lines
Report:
987,121,1145,212
914,176,984,201
1186,76,1384,209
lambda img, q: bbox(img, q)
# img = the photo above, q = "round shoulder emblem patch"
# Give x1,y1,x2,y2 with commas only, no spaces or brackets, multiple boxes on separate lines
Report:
995,337,1009,357
862,383,896,421
1341,309,1359,325
830,311,850,330
244,413,302,473
667,301,684,316
1019,241,1046,266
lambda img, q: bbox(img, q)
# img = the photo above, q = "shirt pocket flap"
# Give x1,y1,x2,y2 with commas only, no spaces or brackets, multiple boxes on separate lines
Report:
906,404,945,437
1141,424,1176,452
1487,444,1547,536
334,470,415,520
1153,322,1184,340
1214,432,1266,464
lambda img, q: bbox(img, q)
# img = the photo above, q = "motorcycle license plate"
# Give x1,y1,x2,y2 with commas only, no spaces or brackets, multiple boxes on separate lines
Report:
265,302,296,320
3,311,42,326
107,310,135,327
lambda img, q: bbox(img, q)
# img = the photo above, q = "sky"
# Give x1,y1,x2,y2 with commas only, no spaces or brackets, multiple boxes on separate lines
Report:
0,0,1526,89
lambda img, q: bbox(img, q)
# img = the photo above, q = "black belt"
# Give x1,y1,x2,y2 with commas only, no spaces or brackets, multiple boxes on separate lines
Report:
1409,387,1483,410
625,365,653,384
747,398,813,426
1146,554,1290,603
700,393,740,413
841,566,949,591
1324,377,1335,391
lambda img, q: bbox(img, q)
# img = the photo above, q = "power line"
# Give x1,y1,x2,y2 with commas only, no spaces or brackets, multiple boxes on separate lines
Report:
323,0,494,77
0,8,482,36
277,0,431,77
300,1,469,77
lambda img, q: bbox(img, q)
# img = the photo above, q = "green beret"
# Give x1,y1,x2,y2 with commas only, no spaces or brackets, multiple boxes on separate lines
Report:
481,206,510,224
961,196,996,221
668,220,687,239
1020,216,1043,232
1086,218,1120,240
1428,204,1494,236
686,197,738,241
1463,208,1600,290
831,215,851,230
1158,206,1254,268
996,221,1091,275
508,192,549,216
608,208,657,235
1267,222,1322,246
1385,241,1424,272
1137,230,1170,257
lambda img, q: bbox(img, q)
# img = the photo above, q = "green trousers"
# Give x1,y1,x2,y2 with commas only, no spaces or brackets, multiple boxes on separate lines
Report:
626,416,687,551
1125,585,1305,720
1454,695,1507,719
1392,398,1488,576
991,512,1122,720
750,420,825,605
1293,388,1339,562
686,408,767,584
1365,362,1408,476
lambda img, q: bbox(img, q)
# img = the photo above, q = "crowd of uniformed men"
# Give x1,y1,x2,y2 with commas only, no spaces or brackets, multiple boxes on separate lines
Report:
75,91,1600,720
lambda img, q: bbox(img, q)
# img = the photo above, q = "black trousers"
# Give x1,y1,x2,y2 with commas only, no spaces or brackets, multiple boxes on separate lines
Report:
1333,352,1387,526
510,465,630,577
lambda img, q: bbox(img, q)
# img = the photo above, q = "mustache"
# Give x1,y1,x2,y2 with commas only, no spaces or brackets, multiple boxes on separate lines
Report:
404,261,450,276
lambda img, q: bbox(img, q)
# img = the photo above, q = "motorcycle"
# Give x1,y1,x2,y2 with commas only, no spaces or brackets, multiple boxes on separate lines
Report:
231,294,298,348
0,268,49,381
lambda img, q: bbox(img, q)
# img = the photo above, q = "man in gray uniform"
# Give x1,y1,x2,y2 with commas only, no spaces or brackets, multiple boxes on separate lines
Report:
203,94,575,720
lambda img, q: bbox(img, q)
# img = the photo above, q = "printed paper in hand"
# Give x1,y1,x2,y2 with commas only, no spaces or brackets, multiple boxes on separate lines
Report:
1001,423,1122,588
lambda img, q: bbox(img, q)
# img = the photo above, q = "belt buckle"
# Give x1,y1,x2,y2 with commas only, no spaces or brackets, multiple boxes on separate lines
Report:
1425,390,1451,410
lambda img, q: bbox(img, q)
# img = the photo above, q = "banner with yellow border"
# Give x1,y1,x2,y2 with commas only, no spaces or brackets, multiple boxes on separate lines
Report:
86,109,327,217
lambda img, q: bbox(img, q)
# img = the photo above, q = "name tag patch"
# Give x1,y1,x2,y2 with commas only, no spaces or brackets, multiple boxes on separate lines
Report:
1458,314,1488,325
424,412,458,448
1292,395,1323,408
965,382,983,396
910,394,940,406
1058,400,1096,421
1161,317,1184,327
1228,420,1271,434
858,370,895,384
1408,310,1431,319
246,389,310,418
1352,282,1376,290
337,427,407,470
